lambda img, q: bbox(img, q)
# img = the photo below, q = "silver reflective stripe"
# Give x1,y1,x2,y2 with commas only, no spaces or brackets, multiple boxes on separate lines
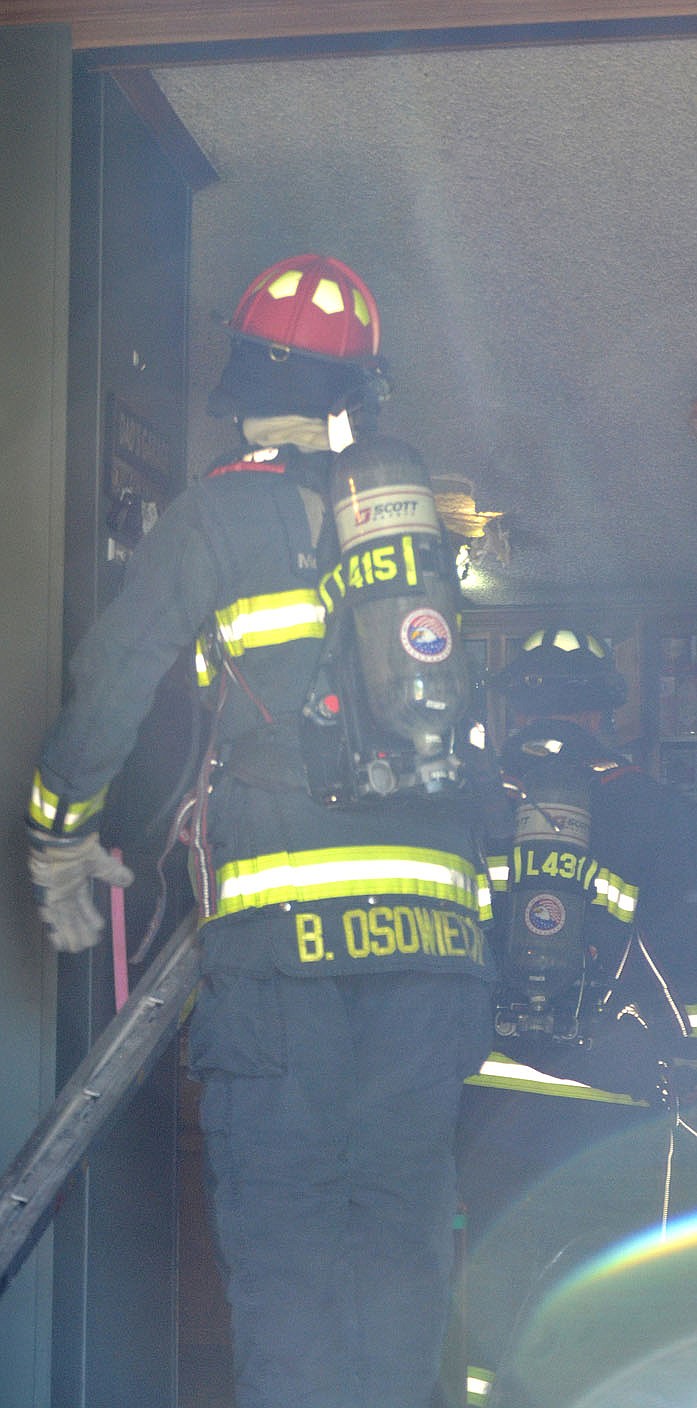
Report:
30,773,57,825
218,847,480,913
472,1054,591,1091
638,935,690,1037
29,770,107,835
219,600,325,644
486,859,509,890
216,590,326,655
467,1367,494,1404
466,1051,648,1106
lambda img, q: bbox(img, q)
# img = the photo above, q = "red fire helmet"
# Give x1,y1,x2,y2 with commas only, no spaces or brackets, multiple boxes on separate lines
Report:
227,254,380,362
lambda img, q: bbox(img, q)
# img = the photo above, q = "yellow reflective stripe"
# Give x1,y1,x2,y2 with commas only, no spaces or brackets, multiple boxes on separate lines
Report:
582,857,598,891
217,845,484,916
194,638,218,687
318,564,346,613
29,770,107,835
477,872,493,922
468,1366,494,1404
401,533,418,585
216,590,326,656
62,789,108,833
29,770,59,828
487,849,637,922
685,1004,697,1036
465,1051,648,1105
591,867,638,922
486,854,509,891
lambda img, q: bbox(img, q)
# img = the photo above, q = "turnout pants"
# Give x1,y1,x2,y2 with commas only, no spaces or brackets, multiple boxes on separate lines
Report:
194,970,493,1408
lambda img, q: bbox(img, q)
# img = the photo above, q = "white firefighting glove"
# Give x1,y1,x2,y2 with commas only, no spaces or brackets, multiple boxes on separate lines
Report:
28,829,134,953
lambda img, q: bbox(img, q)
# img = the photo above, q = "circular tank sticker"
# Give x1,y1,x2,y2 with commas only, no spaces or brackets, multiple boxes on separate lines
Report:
524,893,566,936
400,609,452,663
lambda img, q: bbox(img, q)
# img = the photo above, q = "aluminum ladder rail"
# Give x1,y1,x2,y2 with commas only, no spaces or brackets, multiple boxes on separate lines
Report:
0,908,200,1296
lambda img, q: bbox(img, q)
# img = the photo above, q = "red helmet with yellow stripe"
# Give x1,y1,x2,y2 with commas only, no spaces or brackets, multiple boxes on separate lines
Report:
209,255,387,425
227,254,380,363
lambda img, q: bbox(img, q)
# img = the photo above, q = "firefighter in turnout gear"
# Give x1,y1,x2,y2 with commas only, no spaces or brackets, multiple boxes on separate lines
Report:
457,626,697,1408
27,254,498,1408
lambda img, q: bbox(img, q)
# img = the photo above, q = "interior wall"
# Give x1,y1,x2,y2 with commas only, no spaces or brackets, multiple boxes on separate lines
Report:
155,38,697,609
0,22,72,1408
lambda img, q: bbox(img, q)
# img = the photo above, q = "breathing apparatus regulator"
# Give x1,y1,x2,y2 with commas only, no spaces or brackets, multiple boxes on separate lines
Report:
302,434,478,805
490,628,628,1041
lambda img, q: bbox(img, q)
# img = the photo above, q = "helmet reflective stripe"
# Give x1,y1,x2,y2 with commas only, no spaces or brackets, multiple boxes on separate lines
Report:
467,1367,494,1404
267,269,302,300
313,278,345,317
215,845,485,915
550,628,582,651
591,869,638,921
466,1051,648,1105
29,770,108,835
523,627,608,658
215,589,326,657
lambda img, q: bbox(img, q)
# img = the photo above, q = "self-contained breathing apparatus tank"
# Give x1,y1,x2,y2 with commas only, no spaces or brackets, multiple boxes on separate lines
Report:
494,756,593,1040
303,435,472,803
490,628,628,1041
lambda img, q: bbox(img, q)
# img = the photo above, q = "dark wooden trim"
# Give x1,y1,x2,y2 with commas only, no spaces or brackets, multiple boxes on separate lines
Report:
4,1,697,52
109,69,218,188
75,14,697,73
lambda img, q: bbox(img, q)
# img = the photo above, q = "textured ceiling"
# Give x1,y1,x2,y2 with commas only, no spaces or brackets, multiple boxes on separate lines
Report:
154,37,697,607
